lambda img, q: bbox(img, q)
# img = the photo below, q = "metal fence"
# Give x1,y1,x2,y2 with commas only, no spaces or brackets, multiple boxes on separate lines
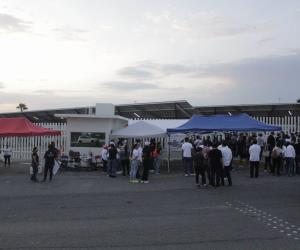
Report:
1,116,299,161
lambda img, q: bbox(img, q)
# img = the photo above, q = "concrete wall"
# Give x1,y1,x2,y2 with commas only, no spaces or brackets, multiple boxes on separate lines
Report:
66,117,127,156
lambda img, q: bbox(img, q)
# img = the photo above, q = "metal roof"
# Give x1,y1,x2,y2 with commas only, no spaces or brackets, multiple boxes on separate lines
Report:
115,100,193,119
193,103,300,117
0,101,299,123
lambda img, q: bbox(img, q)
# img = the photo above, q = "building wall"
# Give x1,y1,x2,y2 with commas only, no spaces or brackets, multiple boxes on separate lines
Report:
66,117,127,156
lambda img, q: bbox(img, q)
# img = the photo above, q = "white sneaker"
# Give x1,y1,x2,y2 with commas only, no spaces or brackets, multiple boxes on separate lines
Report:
184,174,189,177
143,180,149,184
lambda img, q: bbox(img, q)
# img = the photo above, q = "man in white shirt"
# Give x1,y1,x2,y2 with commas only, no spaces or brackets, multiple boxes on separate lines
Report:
285,141,296,176
249,139,261,178
220,141,233,186
182,138,193,176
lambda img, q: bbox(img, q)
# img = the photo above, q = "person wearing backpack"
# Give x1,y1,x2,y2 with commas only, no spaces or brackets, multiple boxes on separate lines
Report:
271,142,284,176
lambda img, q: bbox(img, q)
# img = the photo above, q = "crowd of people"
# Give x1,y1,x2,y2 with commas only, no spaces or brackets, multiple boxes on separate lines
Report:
183,131,300,188
25,131,300,186
101,139,162,184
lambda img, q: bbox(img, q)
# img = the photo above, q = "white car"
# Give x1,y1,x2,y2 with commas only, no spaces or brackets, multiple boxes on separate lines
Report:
77,135,97,144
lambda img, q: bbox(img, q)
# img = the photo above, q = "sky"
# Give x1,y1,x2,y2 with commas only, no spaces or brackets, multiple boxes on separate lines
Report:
0,0,300,112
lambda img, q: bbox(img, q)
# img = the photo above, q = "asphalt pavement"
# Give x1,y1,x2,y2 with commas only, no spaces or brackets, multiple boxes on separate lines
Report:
0,162,299,250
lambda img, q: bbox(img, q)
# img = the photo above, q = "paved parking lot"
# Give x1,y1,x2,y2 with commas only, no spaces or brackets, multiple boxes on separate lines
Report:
0,163,299,249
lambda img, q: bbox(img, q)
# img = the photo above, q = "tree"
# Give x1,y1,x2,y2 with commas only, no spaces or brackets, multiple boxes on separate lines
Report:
297,99,300,103
16,103,28,112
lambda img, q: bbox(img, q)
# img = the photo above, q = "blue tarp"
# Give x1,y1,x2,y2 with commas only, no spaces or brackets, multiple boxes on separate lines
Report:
167,114,282,133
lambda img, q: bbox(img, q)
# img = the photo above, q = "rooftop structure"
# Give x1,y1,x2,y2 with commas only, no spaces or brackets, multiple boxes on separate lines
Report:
0,101,299,123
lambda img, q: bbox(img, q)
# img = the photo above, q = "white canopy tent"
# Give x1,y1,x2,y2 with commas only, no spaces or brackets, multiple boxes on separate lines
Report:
111,120,187,173
111,121,166,138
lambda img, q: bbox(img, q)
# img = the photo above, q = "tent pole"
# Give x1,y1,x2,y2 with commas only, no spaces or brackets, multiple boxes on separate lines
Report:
167,134,170,173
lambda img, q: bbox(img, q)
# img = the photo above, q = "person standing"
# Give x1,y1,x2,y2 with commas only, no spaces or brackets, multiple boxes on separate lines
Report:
141,141,152,183
193,147,206,187
129,144,139,183
257,133,265,160
265,132,276,172
182,138,193,176
136,141,143,179
220,141,233,186
208,143,223,187
294,138,300,175
249,139,261,178
107,142,118,178
101,145,108,172
271,142,284,176
43,144,56,182
120,141,130,176
3,144,12,167
285,141,296,177
153,142,162,174
31,147,39,182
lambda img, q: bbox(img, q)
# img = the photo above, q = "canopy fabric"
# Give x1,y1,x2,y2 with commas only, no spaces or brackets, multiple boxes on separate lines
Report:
167,114,282,133
111,121,166,138
0,117,61,136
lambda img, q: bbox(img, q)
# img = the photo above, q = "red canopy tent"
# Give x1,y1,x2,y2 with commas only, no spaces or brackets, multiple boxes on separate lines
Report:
0,117,61,136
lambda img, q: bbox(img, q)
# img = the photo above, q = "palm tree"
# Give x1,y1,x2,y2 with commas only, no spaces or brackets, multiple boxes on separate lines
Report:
16,103,28,112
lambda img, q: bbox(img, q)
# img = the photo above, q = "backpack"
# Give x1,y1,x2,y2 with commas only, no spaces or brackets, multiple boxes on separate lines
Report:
271,148,279,159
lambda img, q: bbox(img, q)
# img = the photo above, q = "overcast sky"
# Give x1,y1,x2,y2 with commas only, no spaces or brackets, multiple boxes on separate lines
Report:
0,0,300,112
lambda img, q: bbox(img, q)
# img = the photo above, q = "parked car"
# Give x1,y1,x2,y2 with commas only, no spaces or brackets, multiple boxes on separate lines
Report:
77,135,97,144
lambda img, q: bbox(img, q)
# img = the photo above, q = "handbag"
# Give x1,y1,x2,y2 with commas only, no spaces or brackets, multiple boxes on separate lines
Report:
262,150,270,157
53,160,61,175
38,165,43,174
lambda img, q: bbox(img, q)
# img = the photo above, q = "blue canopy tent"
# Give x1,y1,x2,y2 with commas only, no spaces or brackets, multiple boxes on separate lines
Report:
167,114,282,133
165,114,281,172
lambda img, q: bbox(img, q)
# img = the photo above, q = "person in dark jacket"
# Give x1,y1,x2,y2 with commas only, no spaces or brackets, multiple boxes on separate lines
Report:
141,141,152,183
208,143,223,187
43,144,56,182
107,142,118,177
294,138,300,174
193,147,206,187
31,147,39,182
265,132,276,172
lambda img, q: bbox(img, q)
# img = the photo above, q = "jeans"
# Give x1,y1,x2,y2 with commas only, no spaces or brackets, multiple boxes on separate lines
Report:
43,164,54,181
195,165,207,185
4,155,11,166
210,166,221,187
142,159,151,181
183,157,193,175
223,166,232,185
121,159,130,176
272,158,282,176
31,165,38,181
154,156,161,174
130,160,138,180
250,161,259,178
102,160,107,172
286,157,295,177
108,159,117,177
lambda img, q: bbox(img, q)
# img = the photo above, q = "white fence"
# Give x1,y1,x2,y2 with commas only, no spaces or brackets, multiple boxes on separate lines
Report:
0,123,66,161
1,116,299,161
253,116,300,134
